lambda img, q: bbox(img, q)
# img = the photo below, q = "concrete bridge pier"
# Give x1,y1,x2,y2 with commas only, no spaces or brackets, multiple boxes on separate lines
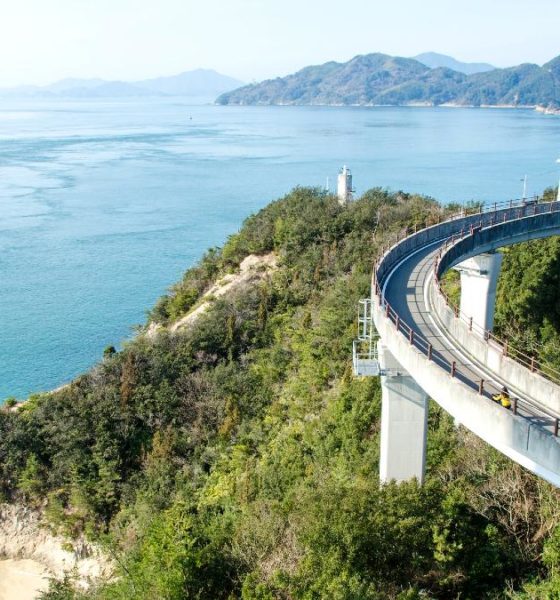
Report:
454,252,503,334
378,343,429,484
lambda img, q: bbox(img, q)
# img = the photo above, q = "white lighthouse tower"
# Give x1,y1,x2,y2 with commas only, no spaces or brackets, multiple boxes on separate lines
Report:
337,165,353,206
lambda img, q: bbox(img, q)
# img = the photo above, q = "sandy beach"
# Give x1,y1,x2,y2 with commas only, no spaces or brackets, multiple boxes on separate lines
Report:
0,559,49,600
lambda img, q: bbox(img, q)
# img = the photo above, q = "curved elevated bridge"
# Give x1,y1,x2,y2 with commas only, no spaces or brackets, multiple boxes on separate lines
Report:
354,199,560,486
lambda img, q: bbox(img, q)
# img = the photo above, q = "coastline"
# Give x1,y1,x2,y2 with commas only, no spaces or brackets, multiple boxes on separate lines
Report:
0,252,278,598
218,100,559,114
10,253,278,408
4,98,560,407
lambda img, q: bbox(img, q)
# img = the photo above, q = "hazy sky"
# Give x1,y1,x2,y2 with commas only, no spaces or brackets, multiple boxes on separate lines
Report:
1,0,559,87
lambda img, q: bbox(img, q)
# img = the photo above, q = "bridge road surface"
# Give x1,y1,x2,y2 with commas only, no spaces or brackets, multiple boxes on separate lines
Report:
382,239,555,434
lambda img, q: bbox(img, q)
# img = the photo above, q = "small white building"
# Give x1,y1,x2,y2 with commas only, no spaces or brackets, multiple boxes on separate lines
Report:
337,165,354,205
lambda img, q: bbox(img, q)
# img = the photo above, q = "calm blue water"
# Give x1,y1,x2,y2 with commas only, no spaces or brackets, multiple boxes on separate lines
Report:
1,98,559,400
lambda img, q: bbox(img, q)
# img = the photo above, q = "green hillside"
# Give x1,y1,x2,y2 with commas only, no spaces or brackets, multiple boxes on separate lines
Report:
2,188,560,599
216,53,560,109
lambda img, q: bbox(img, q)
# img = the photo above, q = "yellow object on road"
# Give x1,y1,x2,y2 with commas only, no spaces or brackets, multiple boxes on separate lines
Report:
492,393,511,409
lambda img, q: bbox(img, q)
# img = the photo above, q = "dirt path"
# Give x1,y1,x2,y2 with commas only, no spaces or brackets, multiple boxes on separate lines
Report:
0,559,49,600
0,504,112,597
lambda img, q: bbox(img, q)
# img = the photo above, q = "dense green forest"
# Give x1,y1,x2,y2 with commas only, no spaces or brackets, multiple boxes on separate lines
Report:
2,187,560,599
494,187,560,370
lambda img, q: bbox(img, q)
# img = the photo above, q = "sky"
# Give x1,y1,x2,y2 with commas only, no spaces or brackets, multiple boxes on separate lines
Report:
1,0,559,87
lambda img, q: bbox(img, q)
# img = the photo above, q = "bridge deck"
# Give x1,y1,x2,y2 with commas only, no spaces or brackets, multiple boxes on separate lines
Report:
383,241,556,434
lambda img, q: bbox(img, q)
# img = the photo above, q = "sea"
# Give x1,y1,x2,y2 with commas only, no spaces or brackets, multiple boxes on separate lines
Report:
1,97,559,400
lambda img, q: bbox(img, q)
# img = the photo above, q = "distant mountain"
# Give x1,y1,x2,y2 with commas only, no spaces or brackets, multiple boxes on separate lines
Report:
0,69,243,98
414,52,495,75
59,81,157,98
138,69,243,96
45,78,107,93
217,53,560,110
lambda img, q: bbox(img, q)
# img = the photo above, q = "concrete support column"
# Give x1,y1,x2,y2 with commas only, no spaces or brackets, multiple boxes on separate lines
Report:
454,252,503,335
378,343,429,484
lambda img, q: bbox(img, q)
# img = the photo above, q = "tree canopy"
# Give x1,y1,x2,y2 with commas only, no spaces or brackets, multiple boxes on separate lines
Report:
1,187,559,598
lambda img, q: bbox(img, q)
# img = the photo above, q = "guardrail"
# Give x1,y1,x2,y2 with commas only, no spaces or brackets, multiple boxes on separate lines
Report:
372,196,560,434
432,203,560,387
374,196,544,288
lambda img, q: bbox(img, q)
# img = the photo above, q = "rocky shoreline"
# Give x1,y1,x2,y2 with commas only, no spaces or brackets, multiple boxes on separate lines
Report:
536,104,560,115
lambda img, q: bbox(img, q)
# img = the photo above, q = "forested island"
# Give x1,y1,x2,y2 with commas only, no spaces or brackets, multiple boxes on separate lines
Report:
2,187,560,598
216,52,560,110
